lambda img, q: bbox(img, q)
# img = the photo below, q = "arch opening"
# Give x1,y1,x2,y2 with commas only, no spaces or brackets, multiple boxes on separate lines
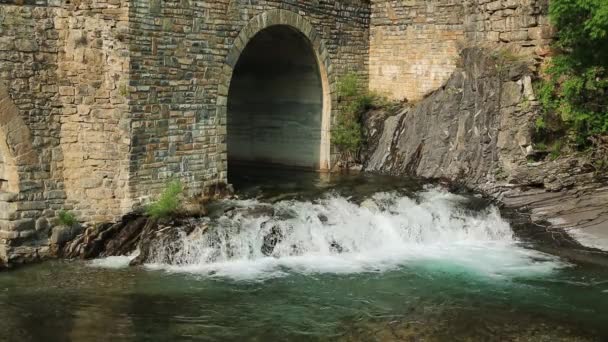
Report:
227,25,328,173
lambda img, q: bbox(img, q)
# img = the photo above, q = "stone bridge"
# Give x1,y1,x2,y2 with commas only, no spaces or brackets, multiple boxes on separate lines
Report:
0,0,550,265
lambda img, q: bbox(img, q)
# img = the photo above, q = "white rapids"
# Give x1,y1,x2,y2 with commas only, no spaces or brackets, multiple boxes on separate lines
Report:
123,188,567,280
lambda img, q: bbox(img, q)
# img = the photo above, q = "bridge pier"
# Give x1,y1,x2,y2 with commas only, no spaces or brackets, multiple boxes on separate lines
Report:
0,2,371,266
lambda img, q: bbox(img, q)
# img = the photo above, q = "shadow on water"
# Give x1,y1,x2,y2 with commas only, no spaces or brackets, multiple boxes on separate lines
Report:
228,164,424,202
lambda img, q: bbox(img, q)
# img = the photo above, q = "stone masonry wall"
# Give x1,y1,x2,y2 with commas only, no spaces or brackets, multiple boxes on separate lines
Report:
0,3,62,265
369,0,551,101
0,0,133,265
0,0,371,267
55,0,132,223
127,0,371,202
369,0,464,102
0,0,552,267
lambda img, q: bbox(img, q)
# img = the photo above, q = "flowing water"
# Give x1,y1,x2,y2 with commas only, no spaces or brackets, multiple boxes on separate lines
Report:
1,169,608,341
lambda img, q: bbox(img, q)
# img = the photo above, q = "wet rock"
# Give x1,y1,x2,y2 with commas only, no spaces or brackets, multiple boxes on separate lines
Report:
50,223,82,245
360,199,380,212
329,241,344,254
56,214,149,260
130,218,202,266
226,204,275,219
177,199,208,217
261,224,283,256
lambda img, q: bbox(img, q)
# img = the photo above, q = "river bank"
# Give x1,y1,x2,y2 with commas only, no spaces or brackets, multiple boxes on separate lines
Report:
360,48,608,253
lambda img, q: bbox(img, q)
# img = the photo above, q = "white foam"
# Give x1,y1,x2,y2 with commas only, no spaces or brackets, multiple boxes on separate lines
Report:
89,255,135,269
144,189,567,280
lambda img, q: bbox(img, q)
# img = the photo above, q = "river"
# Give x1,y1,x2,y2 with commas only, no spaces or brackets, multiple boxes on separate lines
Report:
1,168,607,341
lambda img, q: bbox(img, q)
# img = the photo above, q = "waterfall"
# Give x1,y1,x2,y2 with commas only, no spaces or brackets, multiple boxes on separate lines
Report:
140,188,566,280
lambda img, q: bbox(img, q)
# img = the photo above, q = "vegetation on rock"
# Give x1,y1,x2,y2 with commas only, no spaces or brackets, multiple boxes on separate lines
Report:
333,73,389,161
56,210,76,226
536,0,608,147
146,180,184,219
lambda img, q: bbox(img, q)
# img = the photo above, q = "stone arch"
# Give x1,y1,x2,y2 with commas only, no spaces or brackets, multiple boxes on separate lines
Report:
0,83,37,193
218,9,334,171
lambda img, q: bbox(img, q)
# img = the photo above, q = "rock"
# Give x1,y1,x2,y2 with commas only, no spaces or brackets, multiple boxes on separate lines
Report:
130,218,201,266
227,204,275,219
525,145,534,156
178,199,208,217
361,47,608,251
35,217,50,234
349,164,363,171
261,224,283,256
12,219,35,232
329,241,344,254
55,213,149,259
360,199,380,212
50,225,75,245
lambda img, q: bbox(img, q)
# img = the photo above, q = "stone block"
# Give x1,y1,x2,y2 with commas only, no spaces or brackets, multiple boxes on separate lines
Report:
19,230,36,239
14,39,39,52
0,192,18,202
50,223,82,245
50,225,70,245
0,202,17,220
11,219,35,232
0,230,19,240
35,217,50,233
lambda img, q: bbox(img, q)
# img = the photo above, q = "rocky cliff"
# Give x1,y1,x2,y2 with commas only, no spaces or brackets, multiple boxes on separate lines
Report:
363,48,608,251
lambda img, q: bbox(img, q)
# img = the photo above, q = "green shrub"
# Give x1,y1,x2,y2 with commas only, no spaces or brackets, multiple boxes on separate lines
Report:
333,73,390,156
146,180,184,219
337,73,360,98
57,210,76,226
537,0,608,146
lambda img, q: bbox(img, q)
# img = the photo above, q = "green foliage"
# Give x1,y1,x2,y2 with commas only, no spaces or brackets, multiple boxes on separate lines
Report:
535,116,547,132
337,73,360,98
549,140,563,160
57,210,76,226
332,119,362,154
333,73,390,155
146,180,184,219
537,0,608,146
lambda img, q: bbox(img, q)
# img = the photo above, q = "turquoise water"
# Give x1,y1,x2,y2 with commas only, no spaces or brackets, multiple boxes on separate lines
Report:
1,170,607,341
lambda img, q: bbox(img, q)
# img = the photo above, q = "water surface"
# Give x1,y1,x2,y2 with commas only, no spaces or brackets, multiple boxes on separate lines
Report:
1,169,607,341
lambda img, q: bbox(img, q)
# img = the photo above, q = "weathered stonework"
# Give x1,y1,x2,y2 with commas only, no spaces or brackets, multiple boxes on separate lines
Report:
0,0,552,267
369,0,550,101
0,0,371,267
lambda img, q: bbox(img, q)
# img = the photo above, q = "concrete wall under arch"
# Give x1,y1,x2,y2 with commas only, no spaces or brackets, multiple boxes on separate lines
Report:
227,25,324,170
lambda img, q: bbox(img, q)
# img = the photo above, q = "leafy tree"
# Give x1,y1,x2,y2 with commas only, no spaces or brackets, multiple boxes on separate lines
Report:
537,0,608,145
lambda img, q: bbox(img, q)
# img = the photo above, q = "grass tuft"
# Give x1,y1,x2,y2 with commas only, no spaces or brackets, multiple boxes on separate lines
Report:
146,180,184,219
57,210,76,226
